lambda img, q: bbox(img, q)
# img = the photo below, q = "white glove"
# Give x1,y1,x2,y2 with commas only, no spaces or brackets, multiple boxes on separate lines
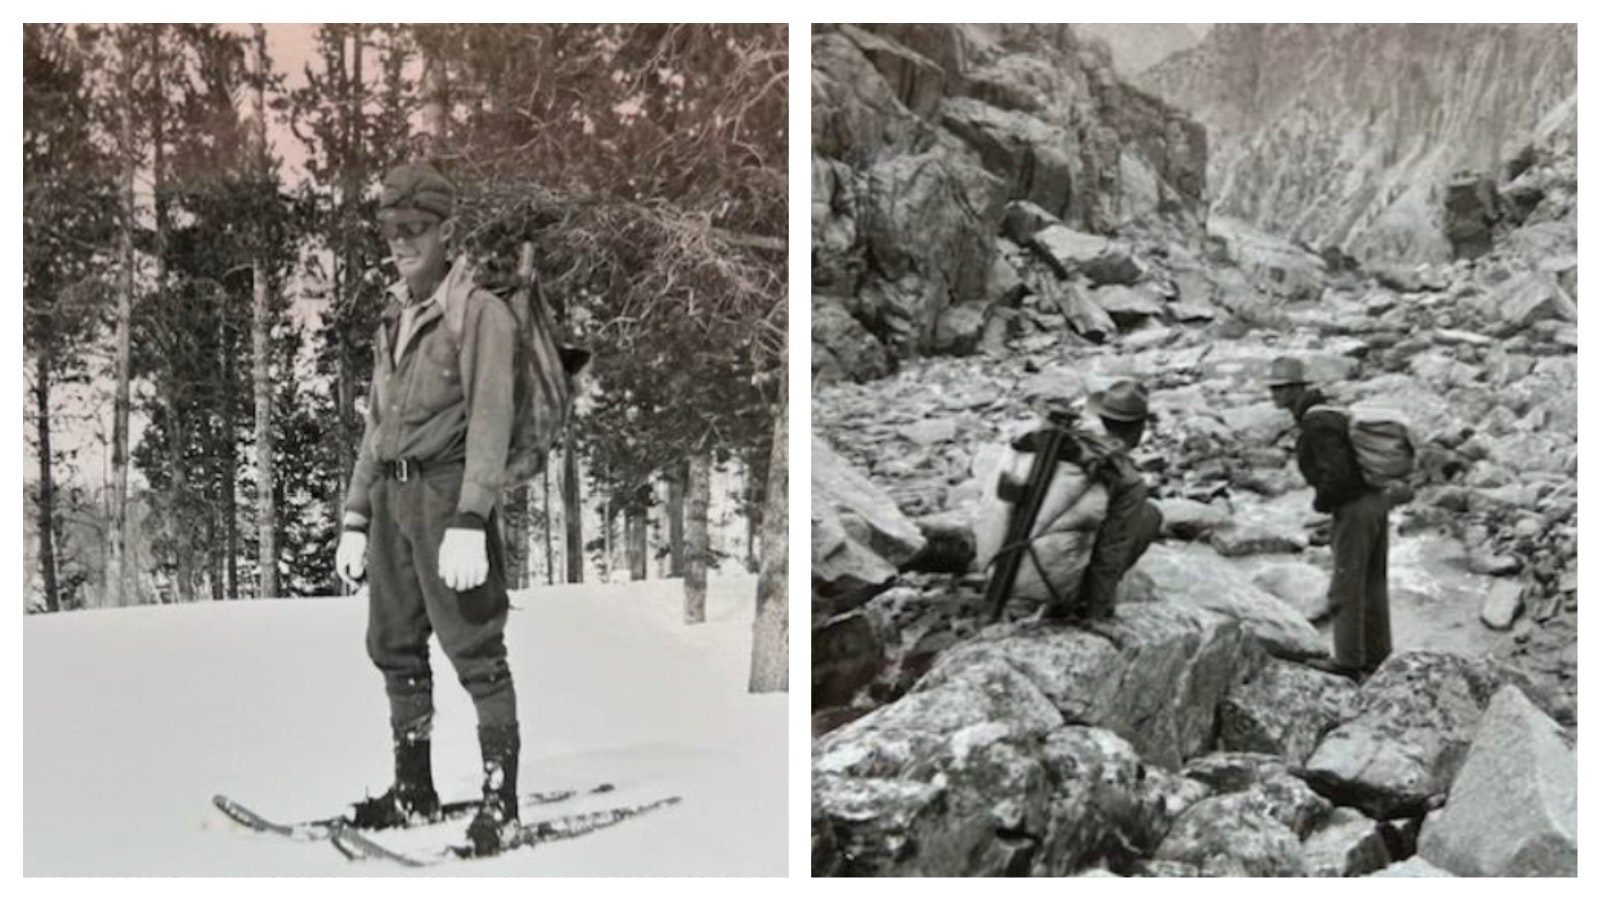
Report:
438,528,488,591
335,530,368,587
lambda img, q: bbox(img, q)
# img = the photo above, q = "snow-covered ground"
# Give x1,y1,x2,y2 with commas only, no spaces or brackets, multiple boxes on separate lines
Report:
24,575,786,876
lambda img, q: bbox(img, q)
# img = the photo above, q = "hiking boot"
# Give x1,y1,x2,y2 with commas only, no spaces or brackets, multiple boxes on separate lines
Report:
350,781,442,829
464,723,521,855
350,727,441,829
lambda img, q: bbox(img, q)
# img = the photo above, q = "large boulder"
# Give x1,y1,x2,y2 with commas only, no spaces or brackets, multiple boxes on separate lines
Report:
1302,807,1392,877
1030,225,1146,286
1153,793,1307,876
931,301,990,356
1301,651,1561,819
1040,277,1115,343
940,96,1077,217
835,24,945,119
1178,752,1332,837
1208,216,1327,301
860,150,1006,312
812,157,862,295
812,295,891,384
813,435,926,568
811,508,896,614
1092,284,1166,327
1155,498,1231,541
1134,543,1326,661
1478,579,1524,630
811,30,920,162
812,435,925,617
811,653,1180,876
812,610,882,709
1443,173,1498,260
1416,686,1576,876
916,606,1257,770
1495,271,1577,330
1219,659,1358,767
1251,562,1332,623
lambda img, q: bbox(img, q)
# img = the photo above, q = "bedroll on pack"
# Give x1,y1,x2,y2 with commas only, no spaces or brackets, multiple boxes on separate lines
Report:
974,427,1110,613
441,254,591,488
1311,403,1417,498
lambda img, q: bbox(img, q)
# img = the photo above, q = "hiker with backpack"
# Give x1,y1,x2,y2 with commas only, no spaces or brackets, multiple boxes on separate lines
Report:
331,161,530,855
983,379,1163,623
1268,356,1403,677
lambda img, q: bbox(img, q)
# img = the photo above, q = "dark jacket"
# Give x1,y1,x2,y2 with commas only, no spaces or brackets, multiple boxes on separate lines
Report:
1292,390,1371,513
344,271,518,526
1078,444,1151,613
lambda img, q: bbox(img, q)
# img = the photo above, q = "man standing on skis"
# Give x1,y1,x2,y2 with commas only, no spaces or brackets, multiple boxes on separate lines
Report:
332,161,523,855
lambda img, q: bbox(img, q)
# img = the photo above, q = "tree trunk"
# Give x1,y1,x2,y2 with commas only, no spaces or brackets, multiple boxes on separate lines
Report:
666,459,685,577
542,457,554,585
421,31,449,153
251,24,278,600
334,26,362,596
749,401,788,692
506,487,529,589
626,484,649,582
745,464,761,574
106,29,138,609
562,441,582,583
500,240,538,590
154,26,191,604
600,479,613,582
684,453,710,624
34,348,60,612
223,315,239,598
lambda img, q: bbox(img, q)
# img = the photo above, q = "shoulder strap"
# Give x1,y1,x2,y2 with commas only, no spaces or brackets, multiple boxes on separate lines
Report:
440,255,480,342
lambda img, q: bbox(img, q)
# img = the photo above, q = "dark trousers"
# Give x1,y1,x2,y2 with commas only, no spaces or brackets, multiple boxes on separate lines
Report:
1125,502,1162,572
1329,491,1392,674
1076,499,1163,618
366,466,517,733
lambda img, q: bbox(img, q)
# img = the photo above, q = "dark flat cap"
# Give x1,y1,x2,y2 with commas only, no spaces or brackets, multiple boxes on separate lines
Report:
378,162,455,219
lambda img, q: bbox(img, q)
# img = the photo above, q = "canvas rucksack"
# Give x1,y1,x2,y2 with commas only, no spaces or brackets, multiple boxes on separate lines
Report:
440,255,590,488
1309,403,1417,499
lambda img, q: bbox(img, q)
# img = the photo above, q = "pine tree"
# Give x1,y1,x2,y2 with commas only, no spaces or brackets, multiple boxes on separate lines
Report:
23,24,118,612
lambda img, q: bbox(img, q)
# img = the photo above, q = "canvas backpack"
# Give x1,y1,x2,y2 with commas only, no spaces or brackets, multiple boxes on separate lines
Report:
440,255,590,488
1309,403,1417,499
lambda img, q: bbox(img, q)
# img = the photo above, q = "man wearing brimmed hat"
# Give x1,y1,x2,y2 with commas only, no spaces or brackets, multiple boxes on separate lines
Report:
332,161,525,853
1268,355,1392,676
1042,378,1163,621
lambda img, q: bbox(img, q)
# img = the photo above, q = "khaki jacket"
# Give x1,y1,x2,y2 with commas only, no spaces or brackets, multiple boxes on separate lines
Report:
344,259,517,525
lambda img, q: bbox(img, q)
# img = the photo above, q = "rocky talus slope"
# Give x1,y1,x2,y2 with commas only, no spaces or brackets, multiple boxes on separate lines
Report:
1138,23,1576,263
811,57,1577,873
812,23,1207,383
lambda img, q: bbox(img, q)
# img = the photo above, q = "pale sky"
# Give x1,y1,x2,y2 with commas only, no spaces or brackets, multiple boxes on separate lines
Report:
221,23,331,184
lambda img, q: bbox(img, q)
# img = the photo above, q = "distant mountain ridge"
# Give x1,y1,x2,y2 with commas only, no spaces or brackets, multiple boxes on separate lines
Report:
1075,24,1209,77
1139,23,1577,262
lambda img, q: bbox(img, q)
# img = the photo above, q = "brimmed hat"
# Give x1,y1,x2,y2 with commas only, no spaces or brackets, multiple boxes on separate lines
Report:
1086,379,1150,423
1266,356,1310,387
377,162,455,220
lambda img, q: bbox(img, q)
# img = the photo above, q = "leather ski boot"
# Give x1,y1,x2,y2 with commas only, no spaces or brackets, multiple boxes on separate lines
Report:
465,723,521,855
350,725,442,829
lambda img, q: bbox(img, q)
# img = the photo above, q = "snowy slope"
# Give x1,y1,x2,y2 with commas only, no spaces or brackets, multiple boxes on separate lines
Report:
24,576,786,876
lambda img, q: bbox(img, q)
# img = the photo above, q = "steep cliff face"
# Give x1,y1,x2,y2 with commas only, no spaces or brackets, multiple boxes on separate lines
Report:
812,24,1208,380
1140,24,1576,263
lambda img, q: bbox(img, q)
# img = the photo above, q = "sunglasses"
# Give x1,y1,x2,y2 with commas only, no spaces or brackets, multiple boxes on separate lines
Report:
380,219,440,241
